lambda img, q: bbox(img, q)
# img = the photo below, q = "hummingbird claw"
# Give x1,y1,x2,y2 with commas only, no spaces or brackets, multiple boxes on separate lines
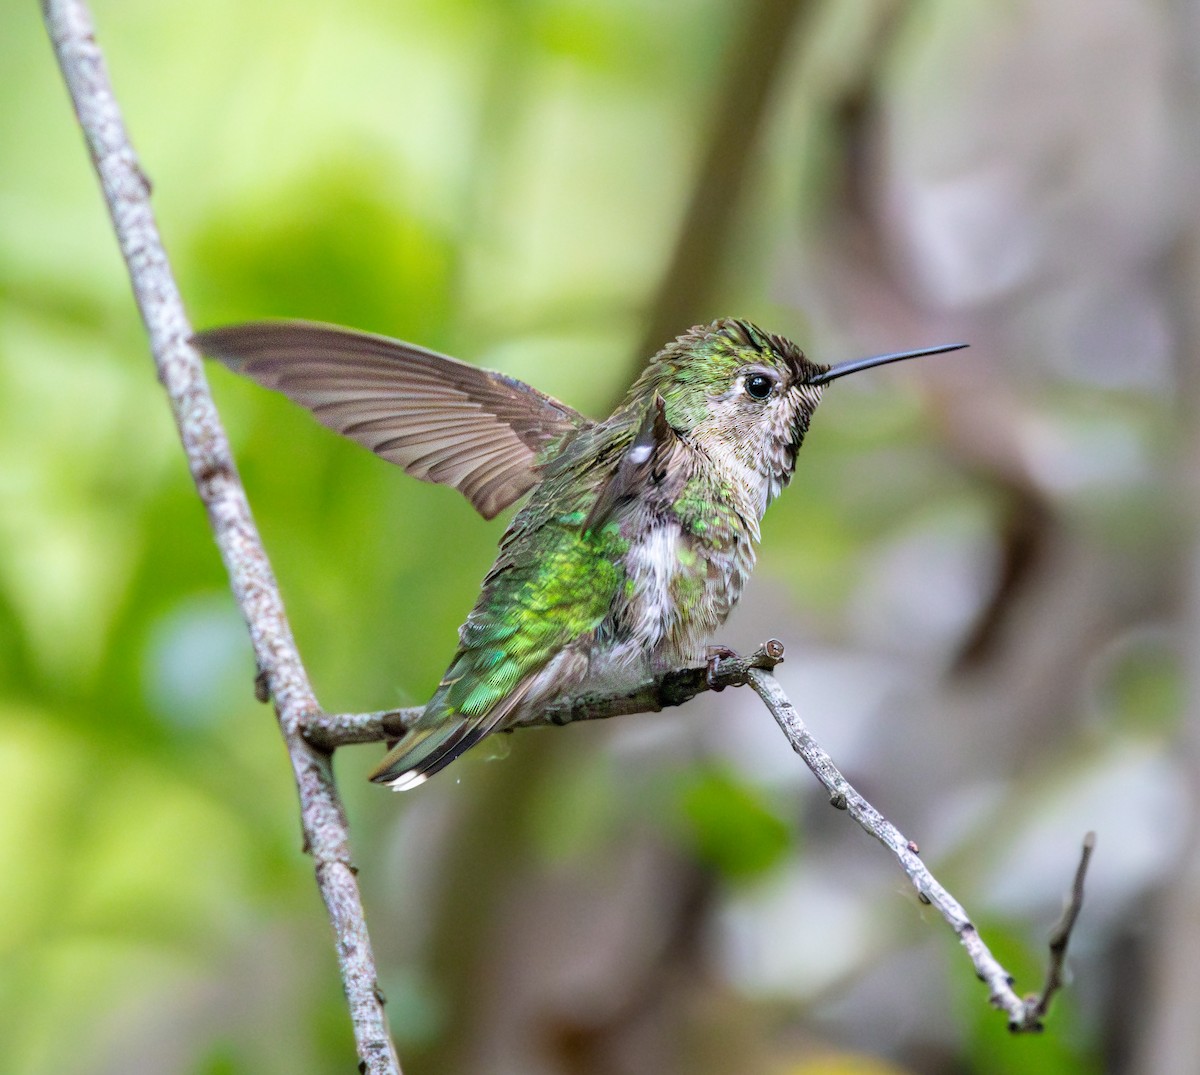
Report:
705,644,739,691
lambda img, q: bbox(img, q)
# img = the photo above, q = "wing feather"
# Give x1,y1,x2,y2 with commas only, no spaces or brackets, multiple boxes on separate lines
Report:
193,320,592,519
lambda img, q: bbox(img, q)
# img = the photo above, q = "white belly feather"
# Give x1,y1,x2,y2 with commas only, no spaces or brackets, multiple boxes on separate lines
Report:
626,523,681,651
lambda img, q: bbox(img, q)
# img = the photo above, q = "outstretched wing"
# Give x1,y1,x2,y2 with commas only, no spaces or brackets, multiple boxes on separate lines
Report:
193,320,593,519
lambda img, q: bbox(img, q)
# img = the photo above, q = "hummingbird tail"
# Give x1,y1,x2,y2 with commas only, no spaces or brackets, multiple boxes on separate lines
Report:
368,720,489,791
370,653,542,789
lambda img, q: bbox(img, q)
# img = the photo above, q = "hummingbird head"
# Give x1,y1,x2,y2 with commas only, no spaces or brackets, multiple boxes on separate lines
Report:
635,319,966,511
634,319,826,505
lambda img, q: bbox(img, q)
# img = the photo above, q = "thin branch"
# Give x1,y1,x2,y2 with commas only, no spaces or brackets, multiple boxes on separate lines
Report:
309,634,1091,1031
747,667,1093,1032
1027,830,1094,1024
40,2,401,1070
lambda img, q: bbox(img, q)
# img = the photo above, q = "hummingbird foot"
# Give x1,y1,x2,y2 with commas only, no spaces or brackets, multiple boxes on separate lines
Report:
705,644,740,691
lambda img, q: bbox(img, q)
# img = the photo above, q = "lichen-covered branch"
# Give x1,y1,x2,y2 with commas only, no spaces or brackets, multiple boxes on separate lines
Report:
40,2,400,1069
747,667,1093,1032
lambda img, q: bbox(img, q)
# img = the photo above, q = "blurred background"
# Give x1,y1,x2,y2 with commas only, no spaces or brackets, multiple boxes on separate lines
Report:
3,0,1198,1071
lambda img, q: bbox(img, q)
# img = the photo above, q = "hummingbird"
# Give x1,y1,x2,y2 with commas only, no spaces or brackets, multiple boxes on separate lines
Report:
194,319,964,790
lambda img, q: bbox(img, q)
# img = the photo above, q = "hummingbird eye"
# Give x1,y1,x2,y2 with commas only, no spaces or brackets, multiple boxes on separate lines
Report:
744,372,776,400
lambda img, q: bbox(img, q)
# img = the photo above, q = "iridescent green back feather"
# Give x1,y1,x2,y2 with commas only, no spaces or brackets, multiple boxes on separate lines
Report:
368,420,638,785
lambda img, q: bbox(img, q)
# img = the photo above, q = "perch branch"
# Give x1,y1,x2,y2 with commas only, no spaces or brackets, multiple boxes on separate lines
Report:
40,2,401,1070
747,667,1093,1032
309,638,1090,1031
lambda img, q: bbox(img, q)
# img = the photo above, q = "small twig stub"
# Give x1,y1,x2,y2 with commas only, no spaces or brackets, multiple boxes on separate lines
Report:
1023,831,1096,1029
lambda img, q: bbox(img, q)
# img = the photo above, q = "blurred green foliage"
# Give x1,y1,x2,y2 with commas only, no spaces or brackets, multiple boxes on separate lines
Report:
676,766,794,880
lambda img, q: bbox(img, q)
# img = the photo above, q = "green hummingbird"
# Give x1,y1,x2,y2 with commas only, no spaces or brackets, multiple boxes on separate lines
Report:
194,319,963,790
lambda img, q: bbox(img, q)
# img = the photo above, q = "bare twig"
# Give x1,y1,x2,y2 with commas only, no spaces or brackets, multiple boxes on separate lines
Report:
310,635,1091,1031
40,2,401,1070
747,667,1093,1032
1027,830,1094,1024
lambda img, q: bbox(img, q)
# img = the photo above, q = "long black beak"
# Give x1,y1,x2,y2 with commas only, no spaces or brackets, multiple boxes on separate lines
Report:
806,342,968,386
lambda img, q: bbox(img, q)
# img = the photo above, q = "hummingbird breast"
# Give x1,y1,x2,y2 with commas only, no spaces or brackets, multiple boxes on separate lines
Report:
605,452,762,672
619,525,745,664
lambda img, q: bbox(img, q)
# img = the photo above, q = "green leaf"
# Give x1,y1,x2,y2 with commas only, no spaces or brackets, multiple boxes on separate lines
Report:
676,767,793,881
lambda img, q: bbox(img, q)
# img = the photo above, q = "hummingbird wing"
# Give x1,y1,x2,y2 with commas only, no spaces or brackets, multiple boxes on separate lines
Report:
192,320,593,519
